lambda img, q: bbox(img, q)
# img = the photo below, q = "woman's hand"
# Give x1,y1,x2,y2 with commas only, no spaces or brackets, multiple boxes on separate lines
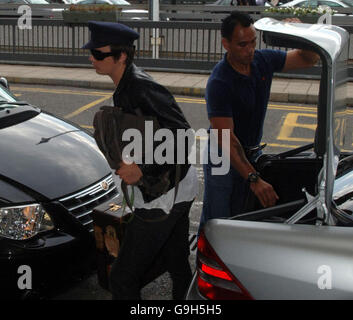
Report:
116,162,143,185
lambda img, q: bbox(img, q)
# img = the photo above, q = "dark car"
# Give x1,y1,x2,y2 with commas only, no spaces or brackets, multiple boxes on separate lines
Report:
0,80,118,299
0,0,58,19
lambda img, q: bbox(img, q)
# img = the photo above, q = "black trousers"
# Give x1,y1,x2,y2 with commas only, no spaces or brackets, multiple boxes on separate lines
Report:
109,200,193,300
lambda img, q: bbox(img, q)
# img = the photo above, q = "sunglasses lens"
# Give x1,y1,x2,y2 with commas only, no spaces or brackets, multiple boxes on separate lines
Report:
91,49,105,61
90,50,116,61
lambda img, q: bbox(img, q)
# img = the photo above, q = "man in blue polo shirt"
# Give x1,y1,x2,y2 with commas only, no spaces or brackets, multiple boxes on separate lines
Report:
199,11,319,230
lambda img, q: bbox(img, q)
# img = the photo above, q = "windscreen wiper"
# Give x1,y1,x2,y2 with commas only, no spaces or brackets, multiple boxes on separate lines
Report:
0,100,32,107
0,101,39,114
0,104,40,129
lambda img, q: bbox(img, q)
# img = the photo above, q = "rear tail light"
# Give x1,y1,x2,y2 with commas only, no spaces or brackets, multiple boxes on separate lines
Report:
196,230,253,300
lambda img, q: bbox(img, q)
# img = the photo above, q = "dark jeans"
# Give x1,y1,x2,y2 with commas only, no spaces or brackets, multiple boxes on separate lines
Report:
109,200,193,300
199,163,248,233
199,149,261,233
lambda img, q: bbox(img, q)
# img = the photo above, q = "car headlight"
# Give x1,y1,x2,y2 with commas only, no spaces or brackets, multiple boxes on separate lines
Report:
0,204,54,240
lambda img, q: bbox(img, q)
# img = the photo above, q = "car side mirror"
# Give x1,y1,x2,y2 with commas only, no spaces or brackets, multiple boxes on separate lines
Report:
0,77,10,90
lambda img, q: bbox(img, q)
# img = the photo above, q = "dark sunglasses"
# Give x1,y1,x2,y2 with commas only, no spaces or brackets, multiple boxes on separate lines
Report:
90,49,115,61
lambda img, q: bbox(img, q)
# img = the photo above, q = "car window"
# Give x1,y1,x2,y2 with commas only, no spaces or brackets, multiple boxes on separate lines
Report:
110,0,130,4
340,0,353,5
217,0,236,4
318,0,343,6
0,86,40,126
27,0,50,3
7,0,26,3
333,41,351,154
297,0,317,6
77,0,112,3
0,86,17,103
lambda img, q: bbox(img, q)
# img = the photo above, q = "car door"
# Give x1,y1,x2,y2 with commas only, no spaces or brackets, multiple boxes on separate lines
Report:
318,0,344,6
298,0,318,6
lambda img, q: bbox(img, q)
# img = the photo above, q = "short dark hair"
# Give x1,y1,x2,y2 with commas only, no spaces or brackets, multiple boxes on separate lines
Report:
110,44,136,66
221,11,254,41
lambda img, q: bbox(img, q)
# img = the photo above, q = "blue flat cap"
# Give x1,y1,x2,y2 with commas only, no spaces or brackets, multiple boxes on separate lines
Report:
82,21,139,49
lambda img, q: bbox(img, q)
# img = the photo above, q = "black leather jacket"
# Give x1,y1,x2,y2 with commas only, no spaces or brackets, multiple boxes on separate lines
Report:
113,63,192,194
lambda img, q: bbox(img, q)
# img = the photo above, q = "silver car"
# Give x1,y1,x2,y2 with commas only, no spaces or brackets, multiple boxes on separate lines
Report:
186,19,353,300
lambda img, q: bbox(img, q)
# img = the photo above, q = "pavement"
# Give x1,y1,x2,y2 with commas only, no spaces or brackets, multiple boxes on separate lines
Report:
1,63,353,105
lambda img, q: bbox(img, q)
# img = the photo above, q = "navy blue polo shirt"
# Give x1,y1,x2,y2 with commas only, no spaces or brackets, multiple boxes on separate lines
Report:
206,49,286,147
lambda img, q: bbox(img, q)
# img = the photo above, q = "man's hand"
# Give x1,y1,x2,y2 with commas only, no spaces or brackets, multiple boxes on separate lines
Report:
250,178,279,208
282,17,302,23
279,17,320,71
115,162,143,185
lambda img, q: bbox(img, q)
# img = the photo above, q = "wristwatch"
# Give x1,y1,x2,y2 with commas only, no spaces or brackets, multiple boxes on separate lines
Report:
247,172,260,183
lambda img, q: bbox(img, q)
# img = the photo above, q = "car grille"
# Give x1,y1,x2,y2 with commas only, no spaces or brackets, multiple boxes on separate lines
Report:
58,174,118,233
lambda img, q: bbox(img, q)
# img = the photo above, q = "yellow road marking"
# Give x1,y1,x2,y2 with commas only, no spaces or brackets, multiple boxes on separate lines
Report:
12,86,112,97
266,143,302,149
12,86,352,148
176,97,205,104
175,96,318,112
194,136,305,149
277,113,317,142
12,86,320,114
13,86,317,110
64,95,112,119
269,104,316,112
11,86,352,115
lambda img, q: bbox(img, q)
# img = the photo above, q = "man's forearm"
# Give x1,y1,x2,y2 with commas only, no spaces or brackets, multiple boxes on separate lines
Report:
220,132,256,180
215,126,279,208
298,49,320,67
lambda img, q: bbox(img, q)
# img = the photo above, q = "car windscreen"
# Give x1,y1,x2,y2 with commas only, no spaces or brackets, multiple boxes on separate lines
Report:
0,104,40,129
0,87,40,128
27,0,50,3
0,85,17,103
333,40,352,155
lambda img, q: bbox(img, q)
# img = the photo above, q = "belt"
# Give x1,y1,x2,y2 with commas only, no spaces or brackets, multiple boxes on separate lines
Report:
243,143,267,159
206,132,266,159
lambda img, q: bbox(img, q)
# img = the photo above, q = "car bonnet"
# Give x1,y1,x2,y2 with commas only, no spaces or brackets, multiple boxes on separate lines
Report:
0,111,111,200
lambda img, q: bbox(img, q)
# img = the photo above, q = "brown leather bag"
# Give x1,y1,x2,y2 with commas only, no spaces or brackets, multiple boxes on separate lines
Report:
92,197,130,290
93,106,175,199
92,197,170,291
93,106,160,169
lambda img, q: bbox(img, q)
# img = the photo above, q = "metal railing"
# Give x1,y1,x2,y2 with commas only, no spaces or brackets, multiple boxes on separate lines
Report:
0,19,225,71
0,17,352,77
